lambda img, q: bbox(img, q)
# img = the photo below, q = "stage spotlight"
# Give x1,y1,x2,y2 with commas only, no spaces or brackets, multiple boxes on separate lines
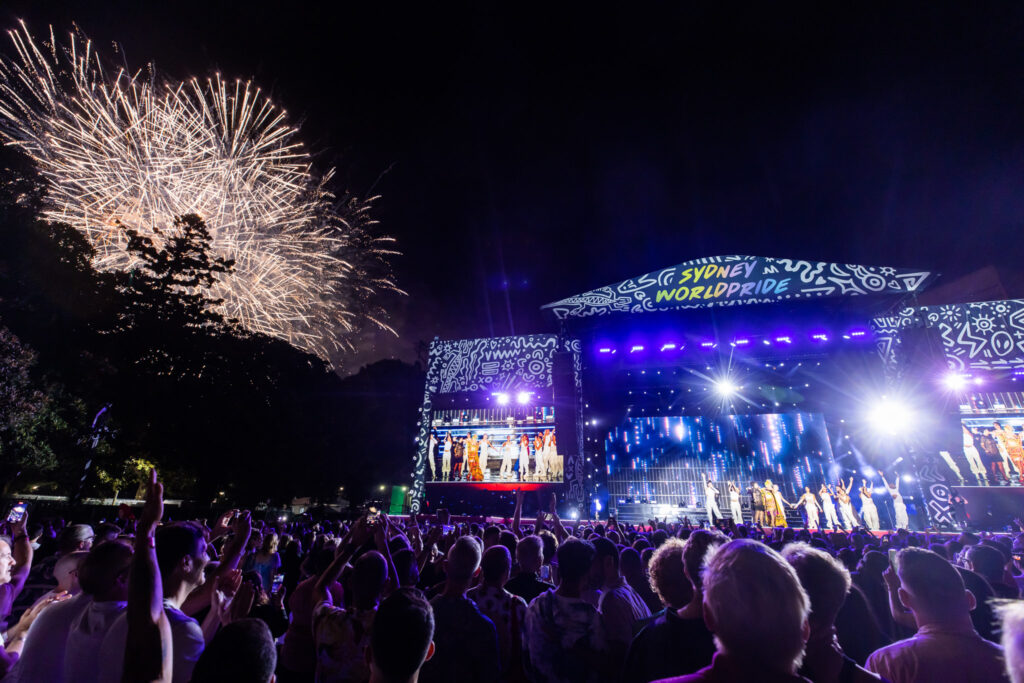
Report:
942,372,968,391
866,397,914,436
630,345,645,353
660,343,677,352
902,474,914,483
775,336,792,344
496,393,510,405
516,391,530,404
713,378,739,398
973,377,984,386
862,466,876,477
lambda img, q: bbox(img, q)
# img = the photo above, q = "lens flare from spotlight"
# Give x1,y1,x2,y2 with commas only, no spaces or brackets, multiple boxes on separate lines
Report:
496,393,510,405
714,378,739,398
866,398,913,436
943,373,968,391
516,391,530,405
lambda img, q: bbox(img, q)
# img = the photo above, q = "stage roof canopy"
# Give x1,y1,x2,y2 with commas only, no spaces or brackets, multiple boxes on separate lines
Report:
541,255,932,320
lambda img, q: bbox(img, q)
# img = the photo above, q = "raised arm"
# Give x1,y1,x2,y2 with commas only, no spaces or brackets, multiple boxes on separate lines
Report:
512,489,524,539
313,517,370,605
123,469,173,683
181,510,252,616
6,512,33,601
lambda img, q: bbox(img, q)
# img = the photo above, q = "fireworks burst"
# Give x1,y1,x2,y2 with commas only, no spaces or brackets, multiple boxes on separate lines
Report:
0,22,400,364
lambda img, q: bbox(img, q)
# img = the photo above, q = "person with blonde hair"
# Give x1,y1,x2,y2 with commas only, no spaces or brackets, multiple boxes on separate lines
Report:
782,542,882,682
999,601,1024,683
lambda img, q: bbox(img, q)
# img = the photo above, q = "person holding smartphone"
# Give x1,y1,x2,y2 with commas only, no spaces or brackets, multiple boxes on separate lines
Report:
0,506,33,625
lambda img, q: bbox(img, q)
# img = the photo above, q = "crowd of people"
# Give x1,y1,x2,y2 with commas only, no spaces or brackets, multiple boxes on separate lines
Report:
0,477,1020,682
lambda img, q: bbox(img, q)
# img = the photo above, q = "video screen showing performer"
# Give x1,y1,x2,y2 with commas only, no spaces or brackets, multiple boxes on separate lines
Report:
950,392,1024,487
425,406,561,484
603,412,837,514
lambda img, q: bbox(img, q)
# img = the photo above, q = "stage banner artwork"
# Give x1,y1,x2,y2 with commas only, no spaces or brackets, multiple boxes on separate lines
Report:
411,335,583,512
542,255,931,320
872,299,1024,374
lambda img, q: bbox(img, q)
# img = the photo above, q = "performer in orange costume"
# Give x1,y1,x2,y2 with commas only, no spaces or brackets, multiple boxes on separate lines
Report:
466,433,484,481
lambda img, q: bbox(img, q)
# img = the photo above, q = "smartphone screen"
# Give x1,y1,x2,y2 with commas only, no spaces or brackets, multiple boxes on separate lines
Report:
539,564,551,581
6,502,26,524
888,548,898,569
442,525,454,534
271,574,285,593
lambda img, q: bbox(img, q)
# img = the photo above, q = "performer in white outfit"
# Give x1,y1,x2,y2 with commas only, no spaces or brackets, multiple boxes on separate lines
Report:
533,433,546,479
427,434,438,480
704,475,723,525
836,477,857,531
818,484,840,530
499,436,515,478
879,471,909,529
727,481,743,524
938,450,966,486
962,424,988,484
518,435,531,481
479,435,493,479
791,487,821,529
442,434,452,481
542,430,556,481
859,479,880,531
993,421,1022,479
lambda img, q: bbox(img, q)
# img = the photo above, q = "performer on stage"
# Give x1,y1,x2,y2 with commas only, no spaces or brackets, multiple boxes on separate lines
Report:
938,450,966,486
961,424,988,485
747,484,766,527
542,429,556,481
947,487,970,530
499,435,515,479
727,481,743,524
1001,422,1024,483
518,434,531,481
442,433,453,481
835,477,857,531
466,433,483,482
791,487,821,530
879,471,909,530
761,479,789,527
993,421,1023,483
534,433,546,479
427,433,438,481
979,428,1007,484
818,484,840,530
452,436,465,481
478,434,493,479
704,475,723,525
859,479,880,531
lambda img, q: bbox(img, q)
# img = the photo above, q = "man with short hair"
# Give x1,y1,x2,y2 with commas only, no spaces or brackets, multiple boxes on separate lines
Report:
190,618,277,683
620,547,661,614
590,537,650,666
420,536,499,683
368,588,435,683
504,535,553,604
654,539,812,682
866,547,1005,683
1000,601,1024,683
468,546,527,680
966,544,1019,599
524,537,607,683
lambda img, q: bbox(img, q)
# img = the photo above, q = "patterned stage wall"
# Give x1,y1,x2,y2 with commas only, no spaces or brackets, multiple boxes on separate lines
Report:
871,299,1024,527
543,256,931,319
411,335,583,512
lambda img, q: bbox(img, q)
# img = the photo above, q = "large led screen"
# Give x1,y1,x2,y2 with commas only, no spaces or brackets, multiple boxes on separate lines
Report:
955,392,1024,487
425,406,561,484
603,413,836,506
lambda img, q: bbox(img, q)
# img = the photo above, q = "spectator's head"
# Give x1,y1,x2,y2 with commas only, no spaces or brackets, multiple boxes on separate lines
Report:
619,547,644,581
352,551,388,608
590,537,620,587
190,618,276,683
684,529,728,593
59,524,95,554
155,522,210,594
95,523,121,544
897,548,975,626
648,537,692,609
651,529,669,548
369,588,435,683
538,530,557,565
480,545,512,587
260,533,279,555
0,536,19,584
482,525,501,549
702,540,810,673
782,542,851,634
498,530,518,560
445,536,482,588
999,601,1024,683
556,537,596,592
78,540,133,602
856,550,888,577
965,545,1006,584
54,550,88,594
516,535,544,574
392,548,419,588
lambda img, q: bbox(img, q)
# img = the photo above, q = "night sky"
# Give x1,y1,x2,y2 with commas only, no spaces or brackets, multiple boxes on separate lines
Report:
6,2,1024,371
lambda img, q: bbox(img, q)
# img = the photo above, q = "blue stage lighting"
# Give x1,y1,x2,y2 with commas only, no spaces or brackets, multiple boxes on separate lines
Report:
495,393,510,405
700,341,716,349
811,333,829,342
598,347,615,354
734,338,749,346
516,391,531,404
660,343,677,352
775,336,792,344
630,345,645,353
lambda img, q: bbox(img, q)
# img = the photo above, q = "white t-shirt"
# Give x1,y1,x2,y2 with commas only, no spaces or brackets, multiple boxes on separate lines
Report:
64,598,127,683
5,592,90,683
97,600,204,683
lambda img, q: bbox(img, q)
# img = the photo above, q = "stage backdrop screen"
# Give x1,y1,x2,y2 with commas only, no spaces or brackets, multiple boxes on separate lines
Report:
956,392,1024,487
603,413,836,507
425,406,561,485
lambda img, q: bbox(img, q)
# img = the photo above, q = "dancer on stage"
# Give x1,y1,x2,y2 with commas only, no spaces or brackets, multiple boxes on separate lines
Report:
979,428,1007,484
818,484,840,530
835,477,857,531
727,481,743,524
499,435,515,479
879,471,909,529
994,421,1024,483
859,479,880,531
466,433,483,482
704,475,723,525
962,425,988,485
947,487,970,530
518,434,531,481
790,486,822,529
453,436,465,480
1000,422,1024,483
748,483,766,526
478,434,493,479
542,429,556,481
761,479,789,527
442,433,453,481
533,433,546,479
427,432,438,481
938,449,966,486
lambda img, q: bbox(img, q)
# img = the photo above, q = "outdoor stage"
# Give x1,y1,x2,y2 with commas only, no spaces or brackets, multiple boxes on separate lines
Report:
412,256,1024,531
